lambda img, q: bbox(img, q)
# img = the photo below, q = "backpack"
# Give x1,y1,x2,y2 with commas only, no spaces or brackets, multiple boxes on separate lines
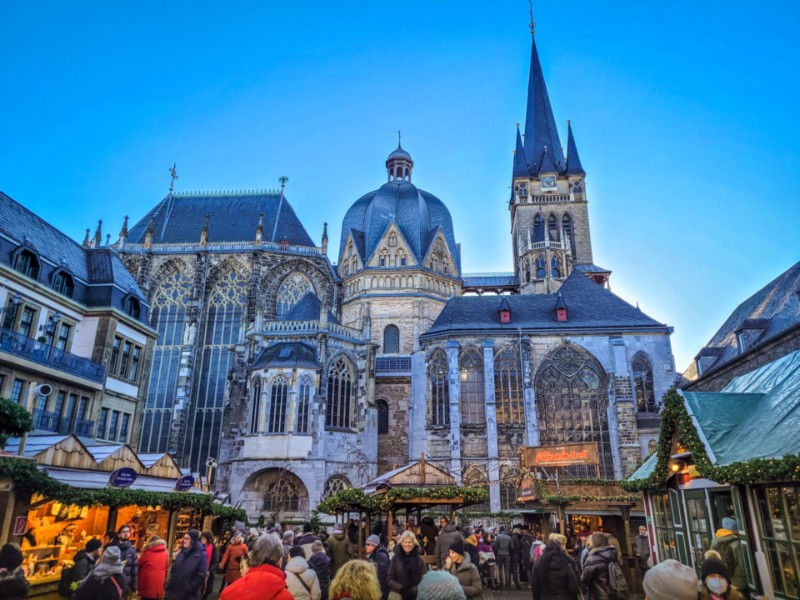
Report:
607,560,630,600
58,565,74,597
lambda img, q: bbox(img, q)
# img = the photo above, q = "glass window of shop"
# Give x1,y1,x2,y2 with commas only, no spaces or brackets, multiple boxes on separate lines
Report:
651,490,690,564
114,506,172,551
754,484,800,599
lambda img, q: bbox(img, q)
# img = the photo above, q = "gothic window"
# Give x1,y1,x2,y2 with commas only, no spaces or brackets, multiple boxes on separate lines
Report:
495,346,523,425
633,353,657,413
52,271,74,297
463,465,490,511
562,214,576,258
141,270,191,454
351,256,357,272
535,344,614,478
548,214,559,241
276,272,313,319
444,260,449,274
263,477,300,512
551,256,561,278
323,475,351,499
326,355,355,430
399,252,407,266
533,214,545,242
535,255,546,279
429,349,450,426
500,466,522,510
250,378,262,433
296,376,312,433
460,349,485,425
383,325,400,354
377,399,389,434
14,250,40,280
267,376,289,433
388,233,397,247
379,250,388,267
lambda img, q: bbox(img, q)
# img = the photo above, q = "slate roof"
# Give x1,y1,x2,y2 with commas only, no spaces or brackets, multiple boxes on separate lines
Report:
462,273,519,287
0,191,149,323
422,270,670,338
574,263,611,274
250,341,319,370
566,122,586,176
126,191,315,246
683,261,800,380
283,291,340,324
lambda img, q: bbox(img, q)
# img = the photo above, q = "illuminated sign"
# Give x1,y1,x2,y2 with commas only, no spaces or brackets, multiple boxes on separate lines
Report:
522,443,599,468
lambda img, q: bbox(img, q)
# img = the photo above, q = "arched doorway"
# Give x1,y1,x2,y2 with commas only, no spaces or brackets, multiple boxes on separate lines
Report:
241,468,310,521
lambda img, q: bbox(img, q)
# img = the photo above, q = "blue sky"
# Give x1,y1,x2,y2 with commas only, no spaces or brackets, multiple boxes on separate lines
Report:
1,2,798,372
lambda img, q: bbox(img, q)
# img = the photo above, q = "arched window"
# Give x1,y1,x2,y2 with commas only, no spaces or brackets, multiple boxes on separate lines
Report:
14,250,39,279
323,475,351,499
52,271,74,297
326,355,355,429
250,378,262,433
533,214,545,241
495,346,523,425
460,349,485,425
267,376,289,433
632,353,657,413
551,256,561,278
463,465,490,511
562,214,576,258
535,344,613,478
124,296,141,319
429,349,450,426
388,233,397,247
548,214,559,241
377,400,389,434
263,474,301,512
500,466,522,510
383,325,400,354
296,376,312,433
535,255,546,279
276,272,313,319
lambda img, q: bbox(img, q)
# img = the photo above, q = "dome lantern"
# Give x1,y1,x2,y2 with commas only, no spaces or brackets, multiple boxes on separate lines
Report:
386,134,413,183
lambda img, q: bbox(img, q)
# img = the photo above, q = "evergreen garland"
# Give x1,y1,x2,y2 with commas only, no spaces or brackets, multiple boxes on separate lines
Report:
316,485,489,515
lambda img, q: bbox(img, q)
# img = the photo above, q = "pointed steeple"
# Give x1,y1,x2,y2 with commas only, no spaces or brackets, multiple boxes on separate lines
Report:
513,124,529,178
539,145,558,175
93,220,103,247
522,36,566,176
83,228,91,248
566,121,586,176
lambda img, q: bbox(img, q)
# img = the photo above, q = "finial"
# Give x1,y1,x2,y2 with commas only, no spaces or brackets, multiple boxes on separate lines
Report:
106,234,111,246
169,163,179,193
397,130,402,149
529,0,535,35
93,219,103,246
322,222,328,238
516,122,520,129
279,175,288,192
83,228,91,247
120,215,129,237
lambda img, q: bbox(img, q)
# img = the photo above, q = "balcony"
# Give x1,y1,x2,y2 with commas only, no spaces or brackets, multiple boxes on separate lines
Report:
34,411,95,437
0,327,106,383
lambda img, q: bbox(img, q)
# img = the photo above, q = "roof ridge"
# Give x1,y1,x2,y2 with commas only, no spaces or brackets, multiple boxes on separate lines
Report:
173,189,282,197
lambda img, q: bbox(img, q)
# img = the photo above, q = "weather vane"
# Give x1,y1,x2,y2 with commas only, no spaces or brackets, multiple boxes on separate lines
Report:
279,176,288,191
529,0,535,35
169,163,179,193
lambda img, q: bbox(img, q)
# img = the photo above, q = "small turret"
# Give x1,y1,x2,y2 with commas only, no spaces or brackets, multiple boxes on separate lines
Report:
118,215,129,249
93,220,103,247
256,212,264,243
200,214,210,247
321,222,328,255
144,216,155,250
83,228,91,248
566,121,586,176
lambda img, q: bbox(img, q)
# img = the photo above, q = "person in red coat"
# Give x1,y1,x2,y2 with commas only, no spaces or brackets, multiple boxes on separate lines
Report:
138,536,170,600
219,531,248,590
220,533,293,600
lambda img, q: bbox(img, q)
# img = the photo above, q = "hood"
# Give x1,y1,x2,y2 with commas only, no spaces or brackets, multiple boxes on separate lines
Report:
589,545,618,561
332,531,347,541
144,539,167,552
456,553,474,572
443,524,456,533
714,529,736,539
465,534,477,546
371,546,390,560
285,556,310,573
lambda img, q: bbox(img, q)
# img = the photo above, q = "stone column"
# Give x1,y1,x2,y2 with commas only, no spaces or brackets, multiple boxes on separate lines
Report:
521,337,539,446
408,350,428,461
483,340,501,512
447,340,462,482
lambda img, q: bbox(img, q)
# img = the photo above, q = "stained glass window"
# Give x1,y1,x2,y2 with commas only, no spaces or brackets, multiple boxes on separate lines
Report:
276,272,313,319
535,344,614,478
460,349,485,425
429,349,449,426
495,346,523,425
267,376,289,433
296,376,312,433
633,353,657,413
551,256,561,278
326,355,355,429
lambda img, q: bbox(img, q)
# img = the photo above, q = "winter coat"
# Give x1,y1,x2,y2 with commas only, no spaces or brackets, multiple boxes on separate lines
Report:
294,533,322,560
285,556,321,600
532,544,580,600
698,584,745,600
493,532,512,557
435,524,463,568
203,543,219,597
368,545,391,600
308,551,331,600
710,532,746,591
464,535,479,568
0,566,30,600
73,564,129,600
69,549,97,586
388,545,425,600
604,533,623,566
325,532,353,576
219,563,293,600
165,541,209,600
580,545,618,600
117,540,139,589
219,541,248,585
520,533,534,565
510,533,522,560
450,554,482,598
138,539,170,599
418,519,438,555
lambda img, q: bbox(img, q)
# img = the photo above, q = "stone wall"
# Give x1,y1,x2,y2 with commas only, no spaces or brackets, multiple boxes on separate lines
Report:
375,379,411,473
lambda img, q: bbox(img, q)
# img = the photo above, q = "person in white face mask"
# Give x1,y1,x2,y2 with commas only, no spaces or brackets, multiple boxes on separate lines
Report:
699,556,745,600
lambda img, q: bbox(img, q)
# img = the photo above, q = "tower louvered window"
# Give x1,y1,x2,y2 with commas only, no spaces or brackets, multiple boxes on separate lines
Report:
495,346,523,424
429,349,449,426
548,214,559,241
535,345,614,478
326,356,355,430
276,272,313,319
460,349,485,425
267,376,288,433
633,353,657,413
297,376,312,433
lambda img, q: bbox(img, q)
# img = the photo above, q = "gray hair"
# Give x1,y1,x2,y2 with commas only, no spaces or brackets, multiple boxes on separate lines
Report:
250,533,283,567
282,530,294,542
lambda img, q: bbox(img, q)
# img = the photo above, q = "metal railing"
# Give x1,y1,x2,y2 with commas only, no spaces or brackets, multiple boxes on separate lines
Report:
0,327,106,383
34,411,96,437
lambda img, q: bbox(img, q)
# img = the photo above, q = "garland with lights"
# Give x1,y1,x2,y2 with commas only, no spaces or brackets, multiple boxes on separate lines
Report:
621,389,800,492
317,485,489,515
532,477,641,505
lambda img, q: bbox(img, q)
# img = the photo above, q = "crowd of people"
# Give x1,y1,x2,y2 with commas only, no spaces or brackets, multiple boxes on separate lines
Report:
0,516,749,600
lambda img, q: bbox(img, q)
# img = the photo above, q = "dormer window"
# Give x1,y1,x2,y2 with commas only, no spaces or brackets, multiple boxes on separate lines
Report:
124,296,141,319
52,270,75,298
555,292,568,322
498,298,512,323
14,249,40,280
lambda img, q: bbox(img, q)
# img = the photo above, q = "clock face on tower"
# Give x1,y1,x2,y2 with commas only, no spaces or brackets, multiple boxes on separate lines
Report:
541,175,557,191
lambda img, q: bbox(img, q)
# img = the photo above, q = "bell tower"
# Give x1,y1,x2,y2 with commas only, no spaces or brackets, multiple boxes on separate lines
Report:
510,31,606,294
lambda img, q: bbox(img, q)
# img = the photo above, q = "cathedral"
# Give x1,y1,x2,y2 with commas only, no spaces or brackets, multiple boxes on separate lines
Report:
116,29,676,520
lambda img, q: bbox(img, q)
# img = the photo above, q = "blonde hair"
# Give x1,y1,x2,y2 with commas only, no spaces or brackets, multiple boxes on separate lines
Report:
329,560,382,600
399,530,419,546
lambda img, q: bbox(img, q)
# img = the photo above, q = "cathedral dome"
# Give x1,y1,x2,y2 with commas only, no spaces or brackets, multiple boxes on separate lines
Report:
339,148,459,269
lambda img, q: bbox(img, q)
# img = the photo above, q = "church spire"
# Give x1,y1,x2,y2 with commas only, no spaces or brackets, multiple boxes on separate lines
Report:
522,36,565,176
513,124,529,178
565,120,586,176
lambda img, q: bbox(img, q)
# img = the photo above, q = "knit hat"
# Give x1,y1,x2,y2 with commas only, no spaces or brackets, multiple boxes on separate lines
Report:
311,540,325,553
721,517,737,531
417,570,466,600
85,539,103,553
701,556,730,583
366,535,381,547
100,545,123,567
0,543,23,570
448,538,465,556
643,559,698,600
548,533,567,547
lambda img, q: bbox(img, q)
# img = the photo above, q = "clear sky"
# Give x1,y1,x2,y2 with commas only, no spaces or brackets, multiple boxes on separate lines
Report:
1,1,798,373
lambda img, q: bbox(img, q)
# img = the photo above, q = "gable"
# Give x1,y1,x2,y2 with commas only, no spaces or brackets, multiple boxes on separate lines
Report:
366,222,417,268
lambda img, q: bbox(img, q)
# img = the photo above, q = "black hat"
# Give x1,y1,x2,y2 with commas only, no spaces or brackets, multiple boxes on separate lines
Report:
85,539,103,553
701,557,730,582
449,539,465,556
0,543,23,570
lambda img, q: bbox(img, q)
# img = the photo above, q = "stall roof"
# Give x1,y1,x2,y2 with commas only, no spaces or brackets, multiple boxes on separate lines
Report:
84,444,125,462
4,435,72,458
628,452,658,481
363,459,455,494
42,466,205,494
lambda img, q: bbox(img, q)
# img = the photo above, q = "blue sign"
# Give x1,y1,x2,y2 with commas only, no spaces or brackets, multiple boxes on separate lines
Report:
175,475,195,492
109,467,137,488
